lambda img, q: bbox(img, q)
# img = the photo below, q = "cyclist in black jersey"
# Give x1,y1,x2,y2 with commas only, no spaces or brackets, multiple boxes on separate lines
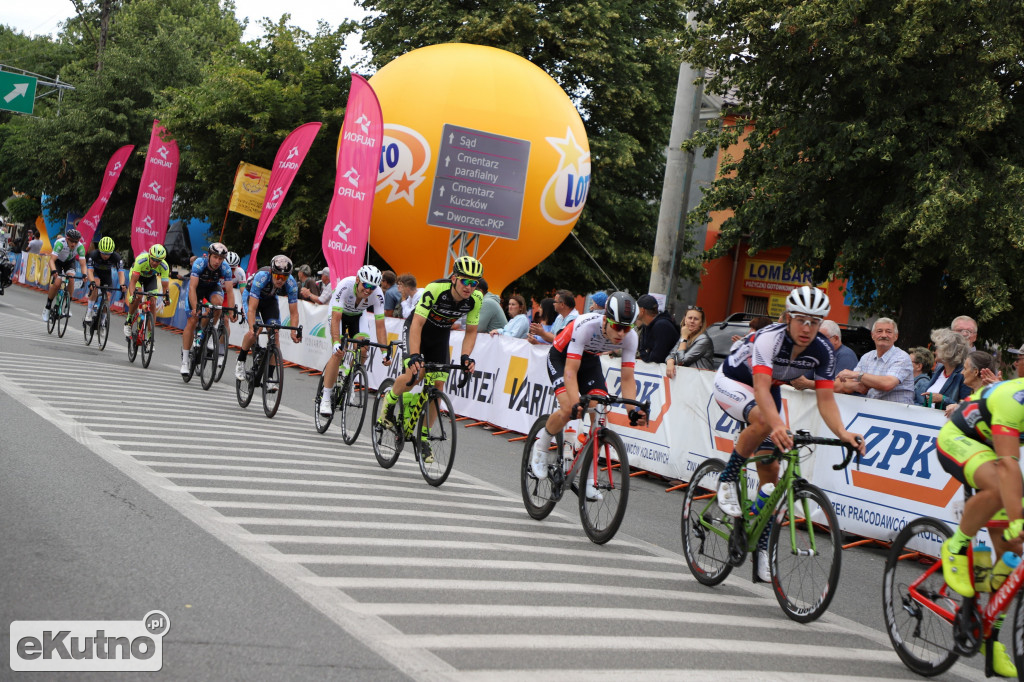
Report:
84,236,126,323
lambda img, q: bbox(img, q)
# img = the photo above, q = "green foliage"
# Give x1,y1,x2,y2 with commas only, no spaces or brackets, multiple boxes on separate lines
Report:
681,0,1024,346
5,195,42,226
360,0,689,300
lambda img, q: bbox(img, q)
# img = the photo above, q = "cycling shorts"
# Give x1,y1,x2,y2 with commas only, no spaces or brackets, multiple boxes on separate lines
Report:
53,258,76,276
340,313,361,340
253,296,281,326
935,421,999,489
187,282,224,312
402,322,448,364
93,268,115,287
713,371,781,453
136,274,158,293
546,349,607,397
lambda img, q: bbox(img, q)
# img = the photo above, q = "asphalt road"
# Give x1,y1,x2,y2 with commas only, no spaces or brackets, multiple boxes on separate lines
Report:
0,283,993,681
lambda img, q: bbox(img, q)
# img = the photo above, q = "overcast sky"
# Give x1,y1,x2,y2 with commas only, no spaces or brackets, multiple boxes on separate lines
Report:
5,0,367,42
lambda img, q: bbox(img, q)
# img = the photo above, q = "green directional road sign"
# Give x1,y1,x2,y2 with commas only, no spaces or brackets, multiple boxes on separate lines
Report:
0,71,37,115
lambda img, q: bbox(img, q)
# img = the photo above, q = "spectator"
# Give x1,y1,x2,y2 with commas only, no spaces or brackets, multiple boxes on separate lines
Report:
635,294,680,363
909,346,936,405
296,265,319,303
1009,343,1024,379
490,293,529,338
918,328,970,408
529,297,557,344
666,305,713,377
530,289,577,343
791,319,859,390
27,229,43,254
302,267,333,305
731,315,772,343
951,315,978,352
476,278,508,333
381,269,401,317
835,317,915,403
943,351,996,418
589,291,608,312
397,273,423,318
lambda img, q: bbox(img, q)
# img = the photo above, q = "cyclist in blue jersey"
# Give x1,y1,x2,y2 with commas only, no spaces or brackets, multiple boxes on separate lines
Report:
181,242,236,375
234,255,300,390
713,286,864,580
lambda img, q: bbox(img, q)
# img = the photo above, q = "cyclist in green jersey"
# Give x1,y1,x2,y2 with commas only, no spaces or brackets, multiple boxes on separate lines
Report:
124,244,171,338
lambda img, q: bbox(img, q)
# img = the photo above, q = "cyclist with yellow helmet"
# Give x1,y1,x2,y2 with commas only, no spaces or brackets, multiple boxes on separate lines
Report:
125,244,171,338
85,236,126,323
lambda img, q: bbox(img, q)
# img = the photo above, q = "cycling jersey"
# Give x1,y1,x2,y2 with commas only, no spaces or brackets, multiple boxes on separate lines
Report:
86,250,124,272
721,322,836,388
52,238,86,264
552,312,638,366
411,279,482,332
231,266,246,289
248,270,298,304
330,276,386,317
130,253,170,280
949,379,1024,445
190,256,232,288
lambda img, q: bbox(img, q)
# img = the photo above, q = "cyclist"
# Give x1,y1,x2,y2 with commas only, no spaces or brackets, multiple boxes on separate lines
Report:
376,255,483,459
234,255,300,392
936,379,1024,677
318,264,392,416
713,285,864,581
226,251,247,293
529,291,649,500
43,228,88,322
84,236,126,323
124,244,171,338
181,242,236,376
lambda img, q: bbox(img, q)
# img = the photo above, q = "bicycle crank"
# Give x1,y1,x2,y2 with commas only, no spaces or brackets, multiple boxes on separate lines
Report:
951,597,982,656
727,522,747,568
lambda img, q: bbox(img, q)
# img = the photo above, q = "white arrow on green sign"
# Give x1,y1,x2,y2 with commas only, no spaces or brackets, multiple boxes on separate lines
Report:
0,71,38,115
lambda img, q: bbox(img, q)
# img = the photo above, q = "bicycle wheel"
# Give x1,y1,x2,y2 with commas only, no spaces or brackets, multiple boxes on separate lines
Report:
127,315,139,363
520,415,561,521
140,313,155,368
46,293,59,335
416,390,456,487
371,378,403,468
213,323,227,383
83,302,95,346
313,371,336,433
236,348,257,408
56,290,70,337
262,342,284,418
680,458,735,586
341,366,369,445
882,517,960,676
199,326,218,390
576,429,630,544
768,482,842,623
97,303,110,351
1012,584,1024,676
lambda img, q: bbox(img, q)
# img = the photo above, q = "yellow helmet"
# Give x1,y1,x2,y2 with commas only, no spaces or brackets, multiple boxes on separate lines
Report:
452,255,483,279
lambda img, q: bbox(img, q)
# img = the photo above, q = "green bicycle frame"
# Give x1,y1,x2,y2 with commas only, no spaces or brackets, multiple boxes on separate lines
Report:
400,370,448,436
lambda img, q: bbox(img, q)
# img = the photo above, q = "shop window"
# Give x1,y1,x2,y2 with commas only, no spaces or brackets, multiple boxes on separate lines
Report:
743,296,768,315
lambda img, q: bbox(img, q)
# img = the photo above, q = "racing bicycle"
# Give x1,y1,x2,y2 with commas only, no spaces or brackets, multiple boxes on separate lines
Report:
681,431,859,622
183,301,238,390
236,320,303,418
521,393,650,545
46,271,84,338
83,283,122,351
314,336,397,444
126,292,166,369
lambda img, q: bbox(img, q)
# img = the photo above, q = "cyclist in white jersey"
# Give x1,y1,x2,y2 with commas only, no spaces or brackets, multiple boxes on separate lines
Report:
43,228,88,321
318,265,392,415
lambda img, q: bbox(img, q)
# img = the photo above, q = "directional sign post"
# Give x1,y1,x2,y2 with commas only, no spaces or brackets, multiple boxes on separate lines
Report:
0,71,38,115
427,124,531,240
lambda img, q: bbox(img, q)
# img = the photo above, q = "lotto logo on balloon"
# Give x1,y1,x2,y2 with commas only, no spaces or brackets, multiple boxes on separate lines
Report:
541,127,591,225
377,124,431,205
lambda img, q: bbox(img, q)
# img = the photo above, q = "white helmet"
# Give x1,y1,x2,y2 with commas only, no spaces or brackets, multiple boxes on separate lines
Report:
225,251,240,267
357,264,382,288
786,286,830,317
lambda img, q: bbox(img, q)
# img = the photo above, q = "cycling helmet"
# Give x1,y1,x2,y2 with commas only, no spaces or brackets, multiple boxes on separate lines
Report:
209,242,228,257
98,236,115,254
605,291,639,325
452,255,483,279
65,228,82,242
225,251,240,267
148,244,167,260
270,254,293,275
785,285,830,317
356,264,382,287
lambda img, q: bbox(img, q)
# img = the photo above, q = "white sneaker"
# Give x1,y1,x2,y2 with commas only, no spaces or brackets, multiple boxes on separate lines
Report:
717,481,742,517
585,479,603,502
234,360,246,381
123,322,132,338
85,309,94,322
42,309,49,322
266,380,279,394
319,393,333,416
180,353,190,375
531,441,549,479
756,548,771,582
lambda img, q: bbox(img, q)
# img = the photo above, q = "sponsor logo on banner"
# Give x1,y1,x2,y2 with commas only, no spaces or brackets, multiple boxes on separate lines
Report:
843,412,957,507
540,127,591,225
377,124,431,205
503,355,556,417
603,365,674,466
704,394,791,455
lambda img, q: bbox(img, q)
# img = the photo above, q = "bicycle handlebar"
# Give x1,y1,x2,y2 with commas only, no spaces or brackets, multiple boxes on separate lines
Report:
575,393,652,425
786,431,862,471
342,337,399,353
255,321,303,342
404,361,472,390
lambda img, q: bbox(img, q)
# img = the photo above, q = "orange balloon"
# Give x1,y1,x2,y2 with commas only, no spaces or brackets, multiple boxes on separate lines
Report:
369,43,590,293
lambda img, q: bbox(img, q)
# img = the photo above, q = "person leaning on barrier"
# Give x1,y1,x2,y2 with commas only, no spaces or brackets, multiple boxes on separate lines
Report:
490,293,528,338
917,328,970,409
909,346,935,405
635,294,680,364
666,305,713,377
835,317,915,403
475,278,508,333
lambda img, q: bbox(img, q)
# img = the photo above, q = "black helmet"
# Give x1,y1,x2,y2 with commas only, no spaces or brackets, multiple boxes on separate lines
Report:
604,291,638,326
65,228,82,242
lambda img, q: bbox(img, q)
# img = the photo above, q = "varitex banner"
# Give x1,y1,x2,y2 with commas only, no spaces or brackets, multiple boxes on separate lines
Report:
322,74,382,287
246,122,322,276
77,144,134,247
131,121,178,257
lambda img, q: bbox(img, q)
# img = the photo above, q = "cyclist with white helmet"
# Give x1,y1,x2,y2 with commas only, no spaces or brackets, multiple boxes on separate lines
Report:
317,264,392,416
124,244,171,337
225,251,246,291
85,236,126,323
181,242,236,376
234,255,301,384
43,228,87,322
529,291,649,500
713,285,864,581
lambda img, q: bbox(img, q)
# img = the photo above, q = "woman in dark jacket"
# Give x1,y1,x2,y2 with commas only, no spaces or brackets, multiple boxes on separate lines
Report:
666,306,714,376
917,328,970,408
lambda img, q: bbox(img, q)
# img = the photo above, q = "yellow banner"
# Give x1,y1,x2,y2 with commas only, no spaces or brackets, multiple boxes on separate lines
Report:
228,162,271,219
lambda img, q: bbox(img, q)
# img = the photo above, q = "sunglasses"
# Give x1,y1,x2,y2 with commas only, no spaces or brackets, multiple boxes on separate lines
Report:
608,321,632,333
687,305,703,312
458,278,479,288
271,273,287,280
791,314,823,327
361,282,377,291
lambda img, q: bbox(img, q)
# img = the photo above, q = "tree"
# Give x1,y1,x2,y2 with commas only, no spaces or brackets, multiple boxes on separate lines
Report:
359,0,690,301
680,0,1024,347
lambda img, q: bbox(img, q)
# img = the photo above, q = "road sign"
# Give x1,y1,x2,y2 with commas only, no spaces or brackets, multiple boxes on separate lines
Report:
0,71,37,115
427,124,530,240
